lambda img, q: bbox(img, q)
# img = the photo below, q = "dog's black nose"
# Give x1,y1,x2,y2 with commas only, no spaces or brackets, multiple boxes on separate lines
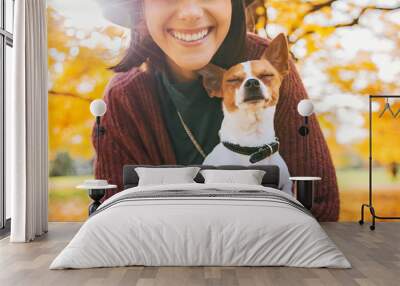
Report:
244,78,260,89
243,79,264,103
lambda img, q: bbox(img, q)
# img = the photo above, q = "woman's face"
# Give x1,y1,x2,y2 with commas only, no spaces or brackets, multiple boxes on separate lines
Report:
144,0,232,73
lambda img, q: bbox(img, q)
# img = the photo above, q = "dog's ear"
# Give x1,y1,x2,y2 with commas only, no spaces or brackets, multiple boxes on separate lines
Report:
261,33,289,78
196,63,226,98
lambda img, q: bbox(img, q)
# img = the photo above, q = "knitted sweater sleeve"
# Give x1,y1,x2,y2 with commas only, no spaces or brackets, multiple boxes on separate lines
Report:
275,59,339,221
92,76,142,201
92,68,177,202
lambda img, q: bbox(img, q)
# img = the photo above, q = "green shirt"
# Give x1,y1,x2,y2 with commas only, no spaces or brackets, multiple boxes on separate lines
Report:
155,70,223,164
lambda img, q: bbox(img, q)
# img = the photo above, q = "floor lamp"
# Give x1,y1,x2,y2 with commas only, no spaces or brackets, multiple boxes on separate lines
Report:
85,99,109,214
289,99,321,210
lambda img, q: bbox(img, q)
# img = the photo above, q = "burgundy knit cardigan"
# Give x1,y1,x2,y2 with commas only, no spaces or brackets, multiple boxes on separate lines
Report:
92,33,340,221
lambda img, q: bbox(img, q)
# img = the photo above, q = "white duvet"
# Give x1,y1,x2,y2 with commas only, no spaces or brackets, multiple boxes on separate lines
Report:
50,183,351,269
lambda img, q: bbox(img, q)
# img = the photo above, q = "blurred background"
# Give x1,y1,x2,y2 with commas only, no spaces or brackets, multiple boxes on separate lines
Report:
47,0,400,221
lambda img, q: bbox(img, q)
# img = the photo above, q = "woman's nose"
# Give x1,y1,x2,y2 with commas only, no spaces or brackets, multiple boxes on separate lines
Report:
177,1,204,22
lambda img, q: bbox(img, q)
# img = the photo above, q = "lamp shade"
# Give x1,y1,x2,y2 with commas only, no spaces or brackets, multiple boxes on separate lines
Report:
90,99,107,117
297,99,314,117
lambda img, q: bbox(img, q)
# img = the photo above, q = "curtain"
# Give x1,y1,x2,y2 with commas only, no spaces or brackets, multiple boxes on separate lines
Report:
8,0,48,242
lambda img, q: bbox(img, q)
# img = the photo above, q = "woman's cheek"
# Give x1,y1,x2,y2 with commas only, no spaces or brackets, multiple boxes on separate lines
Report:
217,0,232,32
143,4,168,42
143,1,169,25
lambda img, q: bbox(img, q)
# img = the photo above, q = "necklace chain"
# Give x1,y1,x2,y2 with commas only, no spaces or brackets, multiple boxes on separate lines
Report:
177,111,206,158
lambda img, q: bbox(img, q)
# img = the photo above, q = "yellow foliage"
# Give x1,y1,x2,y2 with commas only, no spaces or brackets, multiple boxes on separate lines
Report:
255,6,265,16
47,5,127,160
48,95,94,160
327,61,379,93
356,101,400,165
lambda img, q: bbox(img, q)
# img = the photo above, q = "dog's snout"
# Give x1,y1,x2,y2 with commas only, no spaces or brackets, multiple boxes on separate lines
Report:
242,78,265,103
244,78,260,89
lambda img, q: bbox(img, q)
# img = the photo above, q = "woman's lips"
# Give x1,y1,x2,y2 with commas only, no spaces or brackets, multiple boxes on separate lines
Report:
167,27,213,46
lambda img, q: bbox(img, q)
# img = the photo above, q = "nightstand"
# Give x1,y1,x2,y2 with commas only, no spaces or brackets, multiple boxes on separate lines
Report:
77,180,117,215
289,177,321,210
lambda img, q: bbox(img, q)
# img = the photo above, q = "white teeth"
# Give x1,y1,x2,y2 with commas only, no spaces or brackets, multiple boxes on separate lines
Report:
171,28,209,42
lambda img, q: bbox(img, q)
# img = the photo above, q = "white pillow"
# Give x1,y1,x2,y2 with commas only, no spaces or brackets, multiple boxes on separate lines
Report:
135,167,200,186
200,169,266,185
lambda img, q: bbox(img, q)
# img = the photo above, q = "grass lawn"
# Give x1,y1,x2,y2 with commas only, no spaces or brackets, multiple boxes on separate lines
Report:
48,168,400,222
337,167,400,192
337,168,400,222
49,175,92,221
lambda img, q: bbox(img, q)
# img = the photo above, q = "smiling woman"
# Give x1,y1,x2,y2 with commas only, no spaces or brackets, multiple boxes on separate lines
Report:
104,0,249,73
144,0,232,81
92,0,340,221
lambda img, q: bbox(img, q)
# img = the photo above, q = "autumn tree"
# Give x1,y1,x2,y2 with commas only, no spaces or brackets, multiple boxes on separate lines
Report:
48,6,128,161
249,0,400,167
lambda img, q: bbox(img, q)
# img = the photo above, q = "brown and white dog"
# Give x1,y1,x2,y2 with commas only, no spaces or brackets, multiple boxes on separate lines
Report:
197,33,292,194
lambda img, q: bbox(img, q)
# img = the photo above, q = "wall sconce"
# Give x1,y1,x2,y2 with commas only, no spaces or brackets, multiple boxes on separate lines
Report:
297,99,315,137
90,99,107,158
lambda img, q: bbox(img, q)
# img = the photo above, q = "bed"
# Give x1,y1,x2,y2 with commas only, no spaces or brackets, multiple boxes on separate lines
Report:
50,165,350,269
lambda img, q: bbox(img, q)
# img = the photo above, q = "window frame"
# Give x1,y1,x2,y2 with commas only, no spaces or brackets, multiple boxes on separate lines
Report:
0,0,14,232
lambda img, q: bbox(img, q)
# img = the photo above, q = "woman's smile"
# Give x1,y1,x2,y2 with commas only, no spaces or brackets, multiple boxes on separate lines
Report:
167,27,214,46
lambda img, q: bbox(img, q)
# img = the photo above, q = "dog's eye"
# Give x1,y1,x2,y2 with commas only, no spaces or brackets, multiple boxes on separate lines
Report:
259,74,274,79
226,78,242,83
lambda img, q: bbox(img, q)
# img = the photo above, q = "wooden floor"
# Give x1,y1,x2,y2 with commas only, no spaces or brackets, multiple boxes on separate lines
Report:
0,222,399,286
